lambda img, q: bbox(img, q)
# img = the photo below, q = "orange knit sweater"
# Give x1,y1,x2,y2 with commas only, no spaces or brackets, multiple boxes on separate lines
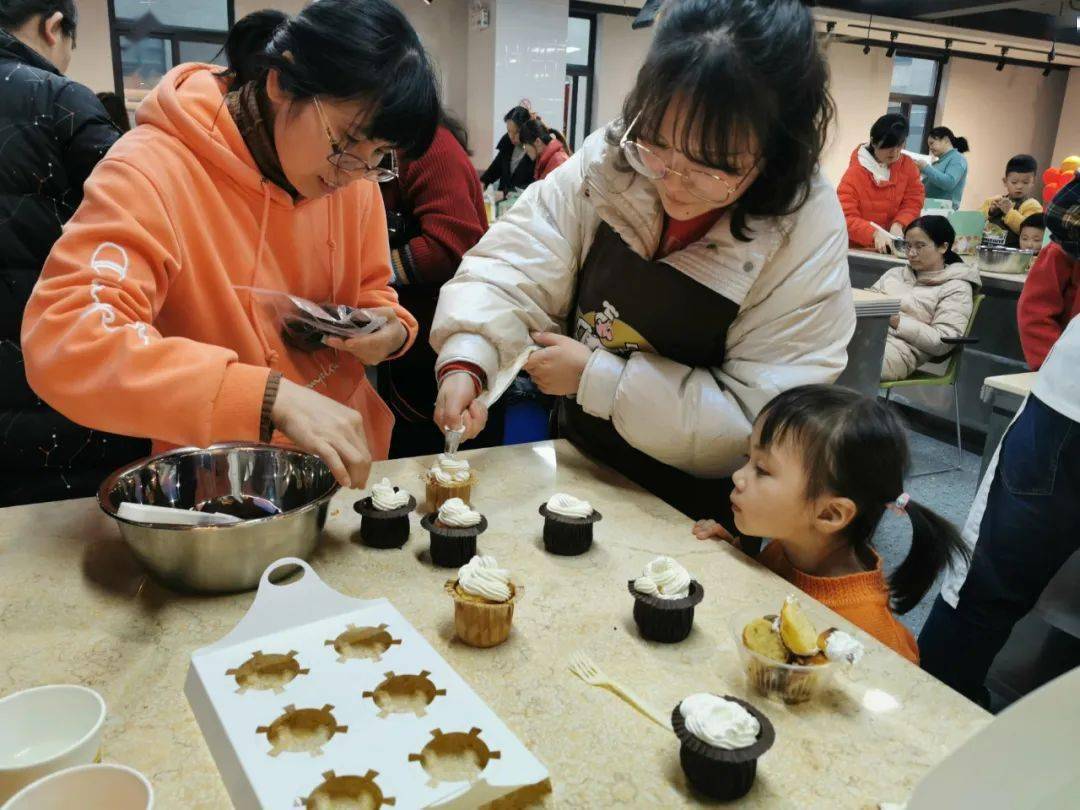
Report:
757,541,919,664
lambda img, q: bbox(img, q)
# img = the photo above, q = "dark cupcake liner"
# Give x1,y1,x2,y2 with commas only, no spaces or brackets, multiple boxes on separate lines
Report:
671,695,775,801
538,504,602,556
353,494,416,549
421,512,488,568
627,580,704,643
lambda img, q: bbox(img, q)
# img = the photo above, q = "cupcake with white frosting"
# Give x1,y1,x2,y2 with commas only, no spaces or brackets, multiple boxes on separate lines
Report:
538,493,602,555
420,497,489,568
353,478,416,549
671,693,775,800
627,556,705,643
423,454,475,511
444,555,522,647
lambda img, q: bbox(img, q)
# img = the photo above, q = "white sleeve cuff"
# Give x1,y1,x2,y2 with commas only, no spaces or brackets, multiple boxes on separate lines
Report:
436,332,500,389
576,349,626,421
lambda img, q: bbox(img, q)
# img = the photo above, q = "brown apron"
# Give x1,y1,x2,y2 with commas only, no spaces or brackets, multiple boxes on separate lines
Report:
558,220,741,521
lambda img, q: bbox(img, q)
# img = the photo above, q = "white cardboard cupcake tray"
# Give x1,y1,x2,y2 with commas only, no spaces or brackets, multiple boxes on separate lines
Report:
185,558,550,809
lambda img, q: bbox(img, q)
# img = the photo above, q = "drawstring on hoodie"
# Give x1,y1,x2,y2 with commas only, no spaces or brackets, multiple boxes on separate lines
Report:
327,192,340,300
245,180,279,366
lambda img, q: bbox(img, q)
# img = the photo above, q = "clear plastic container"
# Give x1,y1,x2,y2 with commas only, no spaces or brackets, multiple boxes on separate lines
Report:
728,608,838,704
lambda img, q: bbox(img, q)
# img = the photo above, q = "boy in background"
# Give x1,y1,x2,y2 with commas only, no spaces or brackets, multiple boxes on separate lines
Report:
981,154,1042,248
1018,213,1046,254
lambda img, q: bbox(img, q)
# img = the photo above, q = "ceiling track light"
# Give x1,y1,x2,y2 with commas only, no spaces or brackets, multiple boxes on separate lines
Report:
885,31,898,58
1043,48,1056,76
825,21,836,34
996,47,1008,71
942,39,952,64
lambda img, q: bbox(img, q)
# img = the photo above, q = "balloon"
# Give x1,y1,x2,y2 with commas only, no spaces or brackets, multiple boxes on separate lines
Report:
1043,168,1062,185
1042,182,1062,203
1060,170,1076,185
1061,155,1080,173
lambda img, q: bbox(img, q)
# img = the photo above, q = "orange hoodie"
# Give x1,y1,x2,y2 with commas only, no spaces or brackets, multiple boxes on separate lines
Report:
21,65,416,461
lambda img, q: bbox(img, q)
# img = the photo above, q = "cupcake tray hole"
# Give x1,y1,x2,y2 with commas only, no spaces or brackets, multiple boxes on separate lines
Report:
300,769,396,809
226,650,309,694
325,624,402,663
408,727,501,788
362,670,446,718
256,704,348,757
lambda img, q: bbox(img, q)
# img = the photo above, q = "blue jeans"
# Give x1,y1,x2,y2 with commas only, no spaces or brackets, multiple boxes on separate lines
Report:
919,394,1080,704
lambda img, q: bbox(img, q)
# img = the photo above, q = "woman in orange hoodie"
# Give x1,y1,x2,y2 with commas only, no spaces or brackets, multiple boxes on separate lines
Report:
837,113,925,253
21,2,440,490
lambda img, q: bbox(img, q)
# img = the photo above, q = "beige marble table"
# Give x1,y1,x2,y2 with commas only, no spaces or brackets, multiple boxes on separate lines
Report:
0,440,990,809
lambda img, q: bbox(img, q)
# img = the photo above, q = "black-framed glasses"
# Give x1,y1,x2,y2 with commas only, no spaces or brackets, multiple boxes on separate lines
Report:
313,97,397,183
619,112,757,204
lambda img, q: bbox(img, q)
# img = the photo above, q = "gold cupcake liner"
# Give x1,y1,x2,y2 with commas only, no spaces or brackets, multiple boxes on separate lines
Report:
423,471,477,512
444,580,522,648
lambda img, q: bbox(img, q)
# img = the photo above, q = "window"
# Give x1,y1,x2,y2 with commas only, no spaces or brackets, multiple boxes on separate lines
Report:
887,55,943,154
563,12,596,152
109,0,233,108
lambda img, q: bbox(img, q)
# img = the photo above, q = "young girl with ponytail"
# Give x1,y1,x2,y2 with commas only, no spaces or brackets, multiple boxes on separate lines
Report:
694,385,968,663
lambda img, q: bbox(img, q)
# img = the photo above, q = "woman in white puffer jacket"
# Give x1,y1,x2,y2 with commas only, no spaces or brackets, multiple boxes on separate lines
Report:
872,215,981,382
429,0,855,520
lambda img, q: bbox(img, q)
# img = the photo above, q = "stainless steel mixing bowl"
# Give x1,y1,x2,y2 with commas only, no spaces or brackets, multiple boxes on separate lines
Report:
976,245,1036,275
98,443,340,593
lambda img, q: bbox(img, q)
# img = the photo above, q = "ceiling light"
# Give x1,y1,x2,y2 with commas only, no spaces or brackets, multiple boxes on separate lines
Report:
996,46,1008,71
885,31,898,58
942,39,952,64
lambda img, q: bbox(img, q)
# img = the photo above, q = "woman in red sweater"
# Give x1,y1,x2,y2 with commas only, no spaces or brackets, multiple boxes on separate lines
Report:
837,113,925,252
379,113,496,456
519,118,569,181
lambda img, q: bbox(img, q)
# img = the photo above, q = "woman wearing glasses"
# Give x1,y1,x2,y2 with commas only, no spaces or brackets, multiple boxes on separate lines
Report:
869,216,979,382
431,0,854,519
20,2,440,490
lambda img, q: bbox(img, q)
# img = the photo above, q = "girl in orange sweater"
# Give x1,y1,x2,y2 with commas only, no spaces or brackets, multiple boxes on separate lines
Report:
694,385,968,663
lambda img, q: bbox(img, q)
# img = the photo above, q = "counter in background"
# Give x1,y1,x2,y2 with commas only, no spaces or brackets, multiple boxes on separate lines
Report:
848,249,1029,435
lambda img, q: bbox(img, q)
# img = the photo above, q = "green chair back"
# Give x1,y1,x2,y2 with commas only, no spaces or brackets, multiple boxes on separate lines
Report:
881,293,985,390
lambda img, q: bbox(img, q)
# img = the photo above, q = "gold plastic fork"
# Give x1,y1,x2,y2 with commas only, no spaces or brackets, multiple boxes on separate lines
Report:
568,651,672,731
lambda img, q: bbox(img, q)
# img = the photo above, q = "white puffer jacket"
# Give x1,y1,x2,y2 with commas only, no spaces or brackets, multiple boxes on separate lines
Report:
431,128,855,477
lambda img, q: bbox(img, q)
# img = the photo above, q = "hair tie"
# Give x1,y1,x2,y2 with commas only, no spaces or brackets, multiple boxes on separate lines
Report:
887,492,910,516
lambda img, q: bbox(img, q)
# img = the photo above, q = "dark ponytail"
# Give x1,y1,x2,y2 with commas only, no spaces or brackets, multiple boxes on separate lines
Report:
928,126,970,154
890,499,969,614
906,215,962,266
223,9,287,87
870,113,909,149
224,1,440,158
518,118,552,147
754,385,970,615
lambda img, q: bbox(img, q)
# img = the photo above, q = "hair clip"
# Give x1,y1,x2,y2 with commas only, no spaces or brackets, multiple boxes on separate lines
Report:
887,492,911,516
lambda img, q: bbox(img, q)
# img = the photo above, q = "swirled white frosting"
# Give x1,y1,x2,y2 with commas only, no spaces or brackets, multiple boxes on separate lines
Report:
823,629,865,665
633,556,691,599
679,694,760,750
437,497,482,528
370,478,410,511
545,493,594,519
429,454,471,485
457,555,512,603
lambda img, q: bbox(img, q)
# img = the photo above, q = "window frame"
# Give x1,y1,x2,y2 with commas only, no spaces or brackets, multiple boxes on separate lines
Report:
564,10,597,152
887,52,945,154
108,0,235,97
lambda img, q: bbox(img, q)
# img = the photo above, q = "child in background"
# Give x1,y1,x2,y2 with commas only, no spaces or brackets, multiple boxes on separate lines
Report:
980,154,1042,248
693,385,969,663
1017,176,1080,369
1018,212,1046,254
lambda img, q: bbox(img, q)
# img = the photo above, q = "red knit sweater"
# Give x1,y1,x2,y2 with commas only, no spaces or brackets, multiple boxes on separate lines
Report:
381,125,488,286
1018,242,1080,369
